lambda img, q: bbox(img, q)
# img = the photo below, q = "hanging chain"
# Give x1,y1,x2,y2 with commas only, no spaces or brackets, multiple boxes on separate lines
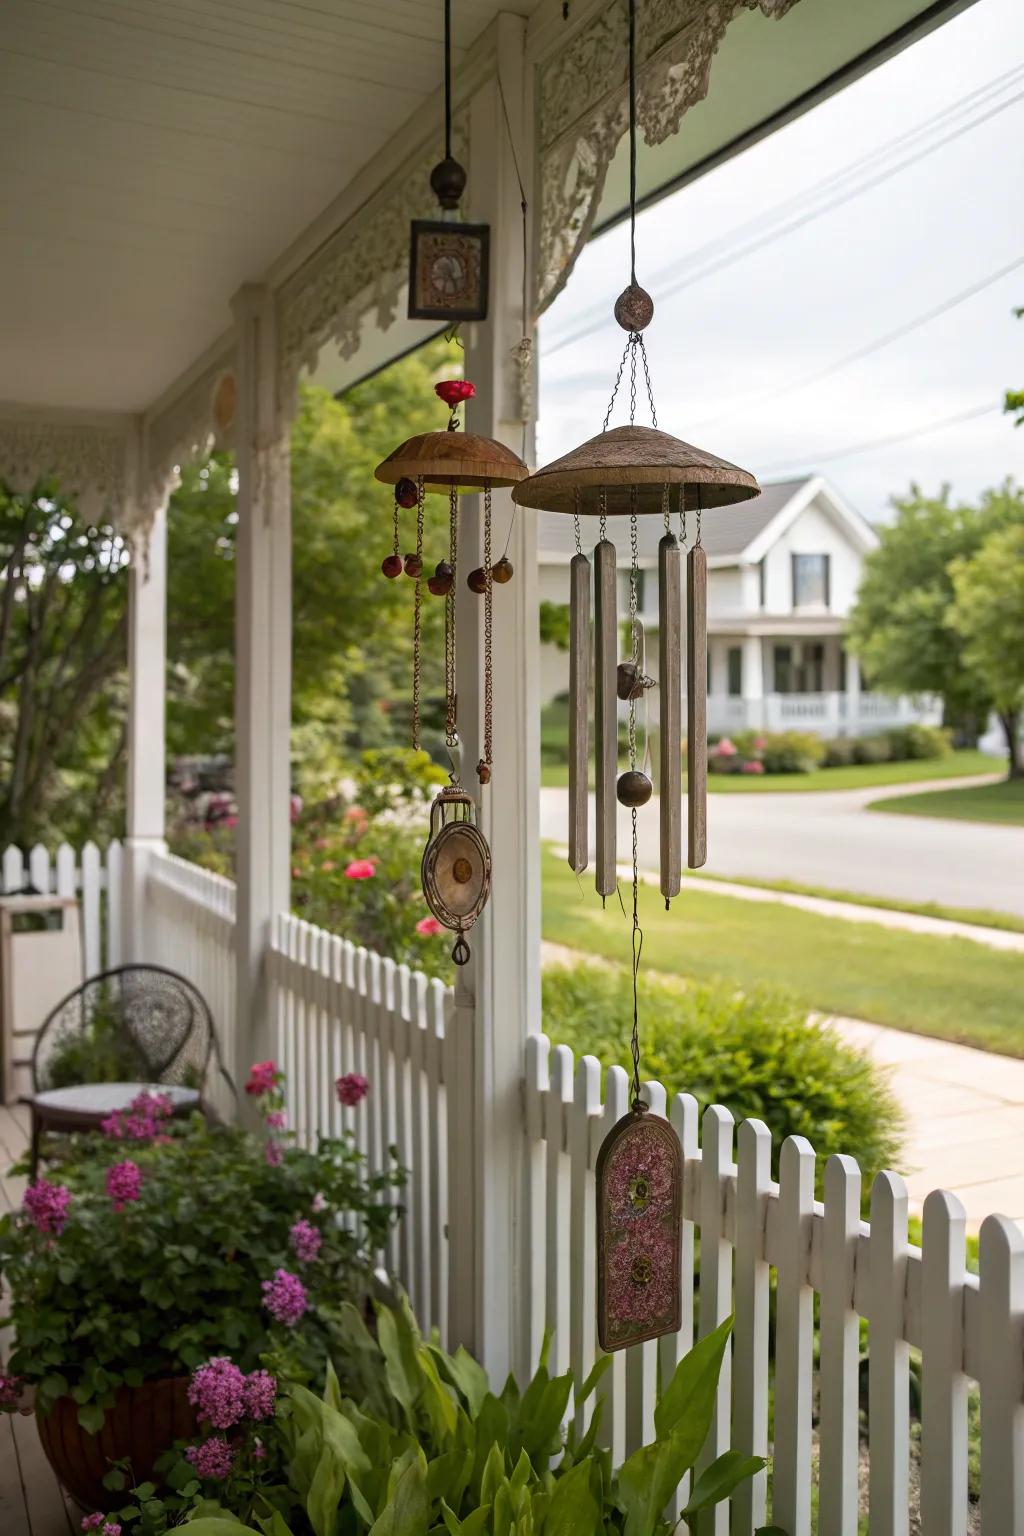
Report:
629,338,638,425
638,335,658,428
482,484,494,775
678,483,687,548
602,336,632,432
628,490,644,1111
411,478,425,752
573,487,583,555
445,484,458,752
599,485,608,543
392,498,400,557
695,486,703,548
661,482,670,535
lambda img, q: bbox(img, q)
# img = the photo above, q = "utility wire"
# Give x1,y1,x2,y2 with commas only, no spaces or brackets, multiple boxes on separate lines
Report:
690,252,1024,428
756,400,1002,474
544,70,1024,355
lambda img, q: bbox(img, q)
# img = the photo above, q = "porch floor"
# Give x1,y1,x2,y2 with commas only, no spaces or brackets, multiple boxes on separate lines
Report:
0,1104,78,1536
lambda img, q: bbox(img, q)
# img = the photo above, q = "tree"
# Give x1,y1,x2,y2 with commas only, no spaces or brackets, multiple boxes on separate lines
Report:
847,481,1024,747
1005,305,1023,426
948,523,1024,776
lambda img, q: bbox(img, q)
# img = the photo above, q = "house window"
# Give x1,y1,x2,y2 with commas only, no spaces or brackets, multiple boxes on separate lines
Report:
727,646,742,697
773,645,792,693
804,642,825,693
792,553,830,608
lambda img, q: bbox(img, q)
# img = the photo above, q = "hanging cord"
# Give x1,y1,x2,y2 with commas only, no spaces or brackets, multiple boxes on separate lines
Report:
573,487,583,555
695,484,703,548
627,0,638,288
443,0,453,163
482,485,494,778
445,483,459,759
628,490,645,1113
412,478,426,752
496,69,533,461
678,483,687,548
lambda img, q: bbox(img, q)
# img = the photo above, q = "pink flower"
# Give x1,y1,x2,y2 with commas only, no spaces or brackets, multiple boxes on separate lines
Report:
101,1091,172,1144
243,1370,277,1422
81,1518,104,1532
289,1218,322,1265
253,1438,266,1461
753,736,767,751
23,1179,71,1236
314,836,331,850
415,915,443,936
344,859,375,880
311,1191,327,1213
344,805,368,825
741,759,765,775
265,1109,287,1130
245,1060,280,1097
261,1268,307,1326
186,1436,235,1480
715,737,738,757
265,1139,283,1168
103,1526,121,1536
435,379,476,408
335,1073,369,1108
320,860,335,872
0,1371,23,1411
189,1357,246,1429
105,1160,142,1212
292,866,304,880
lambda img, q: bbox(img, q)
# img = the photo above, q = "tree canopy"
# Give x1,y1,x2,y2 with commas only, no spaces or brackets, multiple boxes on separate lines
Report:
948,522,1024,776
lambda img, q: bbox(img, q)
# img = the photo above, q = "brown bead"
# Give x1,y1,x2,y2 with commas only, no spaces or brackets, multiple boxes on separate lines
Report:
614,283,655,333
430,156,467,210
616,661,645,701
617,769,653,807
467,566,487,594
427,561,454,597
491,556,514,584
395,477,418,509
381,553,403,579
404,552,423,578
476,760,491,784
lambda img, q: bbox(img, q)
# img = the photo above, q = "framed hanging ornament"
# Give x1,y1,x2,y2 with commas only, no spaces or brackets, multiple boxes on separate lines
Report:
374,379,527,965
512,0,759,1351
408,0,490,323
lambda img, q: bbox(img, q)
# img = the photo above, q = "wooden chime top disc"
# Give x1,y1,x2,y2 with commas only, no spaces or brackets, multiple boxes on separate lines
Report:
511,424,759,515
375,430,528,493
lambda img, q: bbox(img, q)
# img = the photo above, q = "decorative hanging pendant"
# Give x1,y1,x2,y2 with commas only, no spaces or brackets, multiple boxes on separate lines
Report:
596,1105,683,1352
408,0,490,322
421,786,492,966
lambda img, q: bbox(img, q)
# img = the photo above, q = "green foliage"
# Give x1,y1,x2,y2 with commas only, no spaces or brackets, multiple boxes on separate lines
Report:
0,1113,401,1424
160,1300,768,1536
539,602,572,652
823,724,951,768
723,730,824,775
1005,305,1024,427
0,482,130,846
948,522,1024,775
41,990,151,1089
848,481,1024,747
542,964,902,1189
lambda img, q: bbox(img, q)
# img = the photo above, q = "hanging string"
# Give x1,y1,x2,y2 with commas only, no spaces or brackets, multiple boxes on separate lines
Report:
443,0,453,163
627,0,638,289
482,485,494,778
496,68,533,463
412,478,426,752
628,489,645,1112
678,483,687,548
573,487,583,556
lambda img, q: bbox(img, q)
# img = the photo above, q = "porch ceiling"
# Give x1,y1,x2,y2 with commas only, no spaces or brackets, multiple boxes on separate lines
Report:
0,0,538,415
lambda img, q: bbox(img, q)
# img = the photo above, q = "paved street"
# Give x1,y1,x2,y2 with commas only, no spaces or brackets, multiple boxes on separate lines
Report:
539,774,1024,917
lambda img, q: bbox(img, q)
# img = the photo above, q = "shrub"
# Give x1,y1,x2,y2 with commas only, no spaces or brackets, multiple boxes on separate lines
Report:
853,733,892,764
760,729,824,774
822,736,858,767
542,964,902,1188
885,723,952,761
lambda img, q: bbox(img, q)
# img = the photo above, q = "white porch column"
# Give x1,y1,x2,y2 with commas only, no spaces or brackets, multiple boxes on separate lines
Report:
449,15,539,1383
741,634,764,730
123,501,168,962
232,284,292,1081
844,644,860,733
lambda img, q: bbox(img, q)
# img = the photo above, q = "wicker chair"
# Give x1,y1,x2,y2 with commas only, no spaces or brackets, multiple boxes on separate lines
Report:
27,964,235,1173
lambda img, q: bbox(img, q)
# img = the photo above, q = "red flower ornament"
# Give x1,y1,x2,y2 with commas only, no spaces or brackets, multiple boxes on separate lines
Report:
434,379,476,409
344,859,375,880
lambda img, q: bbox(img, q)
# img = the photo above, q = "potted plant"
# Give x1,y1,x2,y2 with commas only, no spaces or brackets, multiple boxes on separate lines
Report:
0,1065,400,1508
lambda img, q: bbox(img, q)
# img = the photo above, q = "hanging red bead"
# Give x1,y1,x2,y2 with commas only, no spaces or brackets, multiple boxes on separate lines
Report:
395,477,419,509
381,554,403,579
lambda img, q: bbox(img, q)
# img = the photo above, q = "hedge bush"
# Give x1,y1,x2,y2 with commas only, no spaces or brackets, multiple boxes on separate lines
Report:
822,723,952,768
725,729,824,774
542,963,903,1188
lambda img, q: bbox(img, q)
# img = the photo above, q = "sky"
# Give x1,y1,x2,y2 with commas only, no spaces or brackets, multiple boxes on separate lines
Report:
537,0,1024,526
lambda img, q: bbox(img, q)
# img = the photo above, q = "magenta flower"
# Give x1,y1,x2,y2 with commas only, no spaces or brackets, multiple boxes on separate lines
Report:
715,737,738,757
265,1139,283,1168
740,759,765,775
103,1525,122,1536
186,1436,235,1480
188,1357,247,1429
102,1091,172,1143
335,1073,369,1107
243,1370,277,1422
0,1371,23,1411
105,1159,142,1212
415,915,443,936
311,1191,327,1213
261,1268,307,1326
245,1060,280,1097
81,1517,104,1532
289,1218,322,1265
344,859,375,880
23,1179,71,1236
265,1109,287,1130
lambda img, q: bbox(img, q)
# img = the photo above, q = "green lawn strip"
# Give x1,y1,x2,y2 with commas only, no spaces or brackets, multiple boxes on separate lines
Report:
868,776,1024,827
685,869,1024,936
541,852,1024,1057
540,749,997,793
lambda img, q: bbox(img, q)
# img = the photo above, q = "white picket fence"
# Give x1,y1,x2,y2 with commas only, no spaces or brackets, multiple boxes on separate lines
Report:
0,840,123,975
525,1033,1023,1535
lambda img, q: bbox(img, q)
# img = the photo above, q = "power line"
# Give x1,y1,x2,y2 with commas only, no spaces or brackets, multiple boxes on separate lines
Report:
690,253,1024,428
755,401,1002,475
544,70,1024,356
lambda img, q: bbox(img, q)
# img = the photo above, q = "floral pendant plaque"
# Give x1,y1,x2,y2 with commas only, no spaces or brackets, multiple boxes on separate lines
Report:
596,1109,683,1352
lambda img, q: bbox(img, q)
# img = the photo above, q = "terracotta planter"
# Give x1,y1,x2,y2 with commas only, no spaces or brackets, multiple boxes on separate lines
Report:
37,1375,196,1511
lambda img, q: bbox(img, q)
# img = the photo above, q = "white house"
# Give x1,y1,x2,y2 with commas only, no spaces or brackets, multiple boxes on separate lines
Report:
538,474,938,738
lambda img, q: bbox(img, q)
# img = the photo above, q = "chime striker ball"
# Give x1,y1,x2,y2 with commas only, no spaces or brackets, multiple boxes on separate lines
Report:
614,284,654,332
492,556,514,584
467,566,488,594
394,477,419,509
381,554,403,579
616,661,645,701
404,552,423,578
427,561,454,597
430,156,467,210
617,770,653,808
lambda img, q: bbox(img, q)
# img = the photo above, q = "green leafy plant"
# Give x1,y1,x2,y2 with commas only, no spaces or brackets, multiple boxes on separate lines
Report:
0,1082,402,1428
121,1298,782,1535
543,964,902,1191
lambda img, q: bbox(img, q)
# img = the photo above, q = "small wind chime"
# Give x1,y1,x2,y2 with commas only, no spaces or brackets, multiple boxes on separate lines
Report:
513,0,760,1350
375,381,527,965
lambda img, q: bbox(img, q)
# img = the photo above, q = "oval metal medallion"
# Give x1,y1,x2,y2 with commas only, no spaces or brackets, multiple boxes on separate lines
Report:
421,819,492,933
596,1109,683,1352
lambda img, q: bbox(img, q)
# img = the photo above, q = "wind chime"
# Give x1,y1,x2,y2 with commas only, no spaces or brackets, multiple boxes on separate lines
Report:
375,383,527,965
513,0,760,1350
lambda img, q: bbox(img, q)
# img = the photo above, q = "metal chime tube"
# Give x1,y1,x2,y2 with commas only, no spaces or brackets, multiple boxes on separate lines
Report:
568,550,591,874
686,538,708,868
658,531,682,899
594,537,618,896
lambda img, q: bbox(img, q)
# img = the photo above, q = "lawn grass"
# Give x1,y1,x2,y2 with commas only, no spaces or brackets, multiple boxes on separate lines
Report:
541,851,1024,1057
539,749,996,793
868,775,1024,827
686,870,1024,935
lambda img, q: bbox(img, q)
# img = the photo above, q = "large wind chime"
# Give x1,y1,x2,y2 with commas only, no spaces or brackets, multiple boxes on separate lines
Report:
513,0,760,1350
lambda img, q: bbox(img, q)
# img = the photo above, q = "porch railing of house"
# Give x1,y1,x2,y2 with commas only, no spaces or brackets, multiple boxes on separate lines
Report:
5,844,1023,1529
1,841,124,975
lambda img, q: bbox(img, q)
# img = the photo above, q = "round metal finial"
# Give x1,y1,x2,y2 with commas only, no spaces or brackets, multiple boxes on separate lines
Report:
614,284,654,333
430,156,467,210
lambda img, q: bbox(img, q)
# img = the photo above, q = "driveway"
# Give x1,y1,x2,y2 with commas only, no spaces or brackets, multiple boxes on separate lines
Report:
538,774,1024,917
